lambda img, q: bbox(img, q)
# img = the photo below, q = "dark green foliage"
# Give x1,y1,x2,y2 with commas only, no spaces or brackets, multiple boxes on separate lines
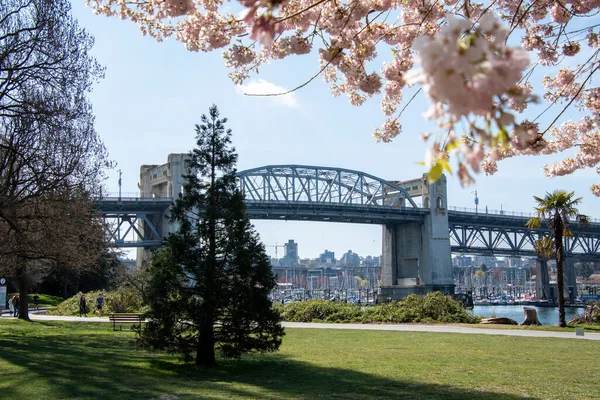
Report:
278,293,480,324
137,105,284,366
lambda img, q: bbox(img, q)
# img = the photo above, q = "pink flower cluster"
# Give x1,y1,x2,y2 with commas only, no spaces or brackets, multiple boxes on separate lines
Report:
162,0,195,18
406,14,528,121
543,68,581,103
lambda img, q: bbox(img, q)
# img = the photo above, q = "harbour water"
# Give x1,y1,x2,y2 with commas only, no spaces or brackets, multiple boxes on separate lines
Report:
470,305,585,326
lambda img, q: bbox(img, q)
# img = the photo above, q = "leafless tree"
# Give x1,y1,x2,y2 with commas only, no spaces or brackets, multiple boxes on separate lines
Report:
0,0,111,319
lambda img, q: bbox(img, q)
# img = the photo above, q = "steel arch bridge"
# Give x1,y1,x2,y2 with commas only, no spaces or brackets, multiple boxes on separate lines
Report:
96,165,427,247
237,165,425,224
96,164,600,261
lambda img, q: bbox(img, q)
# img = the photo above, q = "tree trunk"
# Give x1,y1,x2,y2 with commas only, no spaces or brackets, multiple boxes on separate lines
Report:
196,315,216,366
521,307,541,325
63,273,69,299
555,217,566,327
194,122,218,367
16,265,29,321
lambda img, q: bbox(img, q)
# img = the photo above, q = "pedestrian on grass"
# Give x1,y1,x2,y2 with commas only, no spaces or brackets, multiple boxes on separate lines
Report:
96,293,104,317
33,293,40,310
79,295,87,317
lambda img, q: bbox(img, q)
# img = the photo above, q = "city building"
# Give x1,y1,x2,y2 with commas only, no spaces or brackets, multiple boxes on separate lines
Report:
453,255,473,267
474,255,498,267
508,257,523,268
340,250,360,266
363,255,381,267
319,250,336,264
283,240,299,265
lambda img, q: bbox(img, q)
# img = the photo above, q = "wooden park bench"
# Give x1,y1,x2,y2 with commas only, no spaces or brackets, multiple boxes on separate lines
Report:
108,313,145,331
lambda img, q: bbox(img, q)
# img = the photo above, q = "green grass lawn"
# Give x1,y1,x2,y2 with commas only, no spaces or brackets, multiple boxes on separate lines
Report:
31,293,64,307
456,322,600,332
6,293,65,308
0,320,598,399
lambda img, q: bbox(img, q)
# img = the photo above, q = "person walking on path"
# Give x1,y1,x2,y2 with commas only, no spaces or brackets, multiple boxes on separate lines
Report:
79,295,87,317
96,293,104,317
8,295,14,317
33,293,40,311
14,294,20,317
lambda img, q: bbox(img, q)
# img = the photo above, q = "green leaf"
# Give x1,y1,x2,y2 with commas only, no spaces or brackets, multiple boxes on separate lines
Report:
526,217,541,229
564,228,573,237
428,162,444,183
439,158,453,174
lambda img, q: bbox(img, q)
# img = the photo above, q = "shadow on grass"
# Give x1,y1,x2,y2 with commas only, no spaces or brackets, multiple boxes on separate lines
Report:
0,321,531,400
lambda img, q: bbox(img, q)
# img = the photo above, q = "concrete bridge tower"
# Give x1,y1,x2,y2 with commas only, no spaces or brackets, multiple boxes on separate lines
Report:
136,153,190,264
378,174,454,301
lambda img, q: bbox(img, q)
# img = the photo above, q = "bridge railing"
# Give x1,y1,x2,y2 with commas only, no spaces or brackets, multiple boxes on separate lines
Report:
449,206,600,223
449,206,534,218
243,199,425,210
96,192,172,200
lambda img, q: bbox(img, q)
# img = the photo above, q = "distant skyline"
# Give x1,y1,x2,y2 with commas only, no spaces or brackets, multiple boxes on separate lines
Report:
71,2,600,260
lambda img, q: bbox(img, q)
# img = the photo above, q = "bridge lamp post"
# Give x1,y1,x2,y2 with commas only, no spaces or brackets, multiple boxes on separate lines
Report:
500,204,506,216
472,190,479,215
118,169,122,201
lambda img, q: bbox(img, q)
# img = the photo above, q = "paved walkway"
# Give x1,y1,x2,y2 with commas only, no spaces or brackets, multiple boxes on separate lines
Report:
11,314,599,341
282,322,600,341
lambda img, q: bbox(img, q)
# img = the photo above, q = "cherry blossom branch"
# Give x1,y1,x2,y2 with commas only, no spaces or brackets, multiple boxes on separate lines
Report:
398,88,421,119
277,0,330,23
244,55,338,97
541,63,599,135
533,50,598,124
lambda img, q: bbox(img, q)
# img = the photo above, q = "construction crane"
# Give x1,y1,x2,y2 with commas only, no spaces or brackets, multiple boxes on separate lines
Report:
266,243,285,259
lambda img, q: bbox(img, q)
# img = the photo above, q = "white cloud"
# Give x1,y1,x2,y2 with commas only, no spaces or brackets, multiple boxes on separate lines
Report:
240,79,298,108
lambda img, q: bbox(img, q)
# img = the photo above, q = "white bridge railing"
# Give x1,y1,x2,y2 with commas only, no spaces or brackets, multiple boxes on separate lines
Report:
448,206,600,223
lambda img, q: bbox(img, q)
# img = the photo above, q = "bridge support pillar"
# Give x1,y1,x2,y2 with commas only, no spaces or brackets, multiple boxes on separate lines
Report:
535,259,551,301
378,175,454,301
564,257,577,304
137,153,190,266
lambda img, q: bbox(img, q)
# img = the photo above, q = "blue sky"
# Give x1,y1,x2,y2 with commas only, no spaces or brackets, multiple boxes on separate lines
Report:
71,2,600,260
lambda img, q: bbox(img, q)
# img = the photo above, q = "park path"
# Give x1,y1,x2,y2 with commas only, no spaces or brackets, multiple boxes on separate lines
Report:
20,314,600,341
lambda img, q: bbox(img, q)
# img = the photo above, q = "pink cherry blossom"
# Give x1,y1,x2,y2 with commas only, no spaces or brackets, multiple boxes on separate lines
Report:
88,0,600,195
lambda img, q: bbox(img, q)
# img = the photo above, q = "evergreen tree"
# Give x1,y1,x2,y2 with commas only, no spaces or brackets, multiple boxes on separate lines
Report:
138,105,284,366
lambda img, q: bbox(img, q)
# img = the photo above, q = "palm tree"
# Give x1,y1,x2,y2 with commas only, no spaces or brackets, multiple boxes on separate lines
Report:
526,190,589,327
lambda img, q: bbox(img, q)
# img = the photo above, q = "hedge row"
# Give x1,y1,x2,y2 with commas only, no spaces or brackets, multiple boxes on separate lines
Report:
50,290,479,324
273,292,480,324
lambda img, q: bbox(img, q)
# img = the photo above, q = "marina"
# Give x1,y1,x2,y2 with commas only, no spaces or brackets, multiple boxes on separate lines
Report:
470,305,585,326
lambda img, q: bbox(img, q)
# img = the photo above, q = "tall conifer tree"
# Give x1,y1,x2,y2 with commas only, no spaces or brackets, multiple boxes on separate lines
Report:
138,105,283,366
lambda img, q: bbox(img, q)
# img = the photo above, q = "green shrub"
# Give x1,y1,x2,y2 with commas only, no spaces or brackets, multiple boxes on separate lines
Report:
48,288,144,316
274,292,480,324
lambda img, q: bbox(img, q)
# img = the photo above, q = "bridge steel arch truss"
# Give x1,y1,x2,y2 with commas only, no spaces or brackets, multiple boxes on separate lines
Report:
237,165,424,224
97,198,171,248
449,212,600,260
238,165,419,208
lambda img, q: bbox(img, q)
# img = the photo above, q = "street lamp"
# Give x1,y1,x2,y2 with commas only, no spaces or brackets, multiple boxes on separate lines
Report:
472,190,479,214
118,169,122,201
500,203,506,215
